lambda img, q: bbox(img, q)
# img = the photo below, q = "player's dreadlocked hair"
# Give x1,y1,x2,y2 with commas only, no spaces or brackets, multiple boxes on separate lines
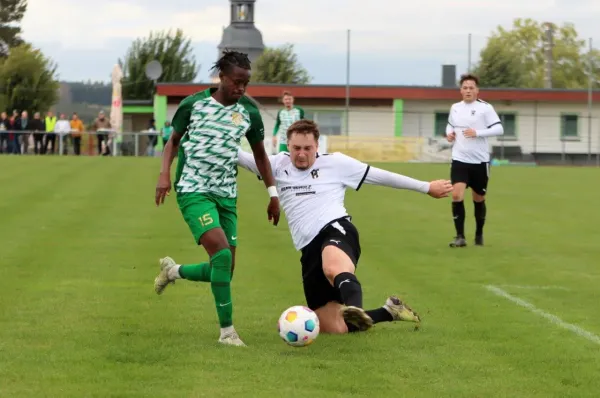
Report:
210,50,251,74
286,119,320,141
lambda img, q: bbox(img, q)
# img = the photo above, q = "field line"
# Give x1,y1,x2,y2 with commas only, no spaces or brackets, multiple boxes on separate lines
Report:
498,284,570,291
485,285,600,346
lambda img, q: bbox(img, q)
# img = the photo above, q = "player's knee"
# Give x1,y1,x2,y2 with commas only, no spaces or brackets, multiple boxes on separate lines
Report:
210,248,232,283
316,314,347,334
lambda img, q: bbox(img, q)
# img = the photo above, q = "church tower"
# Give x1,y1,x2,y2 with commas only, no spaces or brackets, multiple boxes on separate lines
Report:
211,0,265,83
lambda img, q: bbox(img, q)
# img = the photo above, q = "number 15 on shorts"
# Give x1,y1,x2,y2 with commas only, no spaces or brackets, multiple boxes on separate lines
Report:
199,213,213,226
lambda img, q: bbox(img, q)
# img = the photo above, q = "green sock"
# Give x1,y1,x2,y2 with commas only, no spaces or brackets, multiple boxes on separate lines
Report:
210,249,233,328
178,262,211,282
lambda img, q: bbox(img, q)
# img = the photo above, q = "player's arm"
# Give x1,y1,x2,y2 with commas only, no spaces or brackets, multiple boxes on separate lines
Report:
273,110,281,135
476,104,504,137
335,152,452,198
247,108,281,226
446,105,456,141
155,97,190,206
237,148,277,178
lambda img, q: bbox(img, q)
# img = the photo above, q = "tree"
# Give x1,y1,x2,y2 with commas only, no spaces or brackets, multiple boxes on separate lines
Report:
250,44,311,84
0,0,27,58
0,43,59,113
119,29,199,100
472,18,600,89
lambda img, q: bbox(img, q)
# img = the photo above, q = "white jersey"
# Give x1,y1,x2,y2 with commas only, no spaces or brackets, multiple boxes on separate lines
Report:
238,150,430,251
446,99,503,164
239,151,368,250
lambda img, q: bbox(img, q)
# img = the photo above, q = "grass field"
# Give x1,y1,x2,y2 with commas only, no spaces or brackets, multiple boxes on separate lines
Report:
1,156,600,398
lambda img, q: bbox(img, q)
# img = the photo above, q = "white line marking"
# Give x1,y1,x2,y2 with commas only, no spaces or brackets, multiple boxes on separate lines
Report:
498,284,570,291
485,285,600,346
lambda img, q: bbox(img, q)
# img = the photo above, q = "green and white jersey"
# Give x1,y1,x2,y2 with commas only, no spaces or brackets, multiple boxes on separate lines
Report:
172,88,264,198
273,106,304,144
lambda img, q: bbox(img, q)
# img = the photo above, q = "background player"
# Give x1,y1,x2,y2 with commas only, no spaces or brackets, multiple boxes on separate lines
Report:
272,91,304,153
446,74,504,248
153,51,281,347
238,120,452,334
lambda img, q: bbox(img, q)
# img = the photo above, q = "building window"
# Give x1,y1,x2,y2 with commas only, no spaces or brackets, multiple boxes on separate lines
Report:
434,112,449,137
498,113,516,139
561,114,578,138
304,111,343,136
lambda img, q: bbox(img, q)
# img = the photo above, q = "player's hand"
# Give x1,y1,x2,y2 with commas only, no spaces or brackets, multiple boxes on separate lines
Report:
155,172,171,206
463,128,477,138
446,132,456,142
267,196,280,226
427,179,453,198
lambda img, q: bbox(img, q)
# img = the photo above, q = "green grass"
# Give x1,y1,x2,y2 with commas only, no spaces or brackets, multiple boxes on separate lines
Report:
1,156,600,397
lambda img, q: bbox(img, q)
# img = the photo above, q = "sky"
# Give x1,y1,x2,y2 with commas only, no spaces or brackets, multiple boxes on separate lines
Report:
20,0,600,86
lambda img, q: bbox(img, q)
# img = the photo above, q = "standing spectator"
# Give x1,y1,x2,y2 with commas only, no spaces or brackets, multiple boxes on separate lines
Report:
14,111,29,154
70,113,84,155
44,111,57,154
7,114,18,154
146,118,157,157
30,112,46,154
92,110,111,156
0,112,7,153
53,113,71,154
161,120,173,146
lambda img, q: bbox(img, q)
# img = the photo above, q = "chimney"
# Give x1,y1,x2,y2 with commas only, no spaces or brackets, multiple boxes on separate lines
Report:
442,65,457,87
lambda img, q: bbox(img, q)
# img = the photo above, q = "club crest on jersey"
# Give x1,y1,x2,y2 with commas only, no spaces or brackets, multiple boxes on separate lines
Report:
471,110,476,115
311,169,319,179
231,112,243,125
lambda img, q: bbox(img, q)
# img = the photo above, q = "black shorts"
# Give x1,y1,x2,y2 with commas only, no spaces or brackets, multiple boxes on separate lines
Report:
300,217,361,311
450,160,490,195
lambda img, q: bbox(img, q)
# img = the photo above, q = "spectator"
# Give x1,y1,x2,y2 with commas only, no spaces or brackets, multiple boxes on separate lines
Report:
30,112,46,154
44,111,57,154
146,118,157,157
0,112,7,153
161,121,173,146
92,110,111,156
70,113,84,155
7,114,18,154
54,113,71,154
14,111,29,154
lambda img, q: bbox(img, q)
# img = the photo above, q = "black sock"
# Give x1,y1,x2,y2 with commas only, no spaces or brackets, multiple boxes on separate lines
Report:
452,201,465,237
366,307,393,324
333,272,363,308
474,200,486,236
345,322,360,333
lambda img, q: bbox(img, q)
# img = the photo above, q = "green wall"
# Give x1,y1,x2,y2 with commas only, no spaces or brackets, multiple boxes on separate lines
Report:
153,95,168,150
393,99,403,137
122,105,154,114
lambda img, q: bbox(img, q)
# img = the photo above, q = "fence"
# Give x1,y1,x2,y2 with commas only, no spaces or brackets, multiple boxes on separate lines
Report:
2,118,600,166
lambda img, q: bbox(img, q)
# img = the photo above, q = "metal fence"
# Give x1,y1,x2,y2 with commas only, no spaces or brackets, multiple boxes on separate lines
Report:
0,130,165,157
2,117,600,166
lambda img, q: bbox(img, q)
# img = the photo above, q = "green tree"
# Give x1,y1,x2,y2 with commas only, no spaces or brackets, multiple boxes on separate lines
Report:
250,44,311,84
0,43,59,113
473,18,600,89
119,29,198,100
0,0,27,58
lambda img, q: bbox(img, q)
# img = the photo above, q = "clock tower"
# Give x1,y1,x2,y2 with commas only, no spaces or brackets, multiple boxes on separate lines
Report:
211,0,265,82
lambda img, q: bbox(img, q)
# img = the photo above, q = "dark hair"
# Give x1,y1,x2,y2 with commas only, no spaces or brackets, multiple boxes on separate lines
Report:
460,73,479,86
286,119,320,141
210,50,251,74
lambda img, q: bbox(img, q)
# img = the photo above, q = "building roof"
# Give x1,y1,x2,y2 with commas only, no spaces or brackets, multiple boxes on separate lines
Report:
156,82,600,103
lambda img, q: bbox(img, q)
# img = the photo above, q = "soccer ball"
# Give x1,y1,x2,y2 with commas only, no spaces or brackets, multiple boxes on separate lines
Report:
278,305,320,347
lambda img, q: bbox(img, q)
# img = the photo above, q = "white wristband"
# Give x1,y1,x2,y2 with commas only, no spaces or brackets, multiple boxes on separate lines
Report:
267,186,278,197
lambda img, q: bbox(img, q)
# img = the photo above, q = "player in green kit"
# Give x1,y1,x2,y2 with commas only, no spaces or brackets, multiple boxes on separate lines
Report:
272,91,304,153
153,51,281,347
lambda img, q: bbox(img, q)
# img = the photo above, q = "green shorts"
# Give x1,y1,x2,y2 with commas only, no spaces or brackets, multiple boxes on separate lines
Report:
176,192,238,247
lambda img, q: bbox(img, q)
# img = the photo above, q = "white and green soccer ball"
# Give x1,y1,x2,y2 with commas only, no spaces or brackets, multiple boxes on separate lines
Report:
278,305,320,347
